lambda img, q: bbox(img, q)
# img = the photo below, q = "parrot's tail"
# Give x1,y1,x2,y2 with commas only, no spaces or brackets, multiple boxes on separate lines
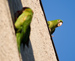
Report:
23,44,25,51
22,39,29,51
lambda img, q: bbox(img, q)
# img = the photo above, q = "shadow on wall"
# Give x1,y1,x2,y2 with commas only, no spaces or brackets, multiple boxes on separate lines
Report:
21,41,35,61
8,0,35,61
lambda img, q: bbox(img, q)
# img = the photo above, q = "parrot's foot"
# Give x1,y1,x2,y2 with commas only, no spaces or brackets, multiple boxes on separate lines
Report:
51,35,54,37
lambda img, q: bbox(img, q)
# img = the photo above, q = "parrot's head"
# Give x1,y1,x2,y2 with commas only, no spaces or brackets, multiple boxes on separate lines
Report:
57,19,63,27
22,7,33,15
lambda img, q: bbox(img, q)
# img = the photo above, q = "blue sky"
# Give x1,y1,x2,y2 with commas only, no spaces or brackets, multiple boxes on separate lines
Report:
41,0,75,61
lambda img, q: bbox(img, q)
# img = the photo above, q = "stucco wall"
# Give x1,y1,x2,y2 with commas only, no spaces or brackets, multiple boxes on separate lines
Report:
0,0,58,61
0,0,20,61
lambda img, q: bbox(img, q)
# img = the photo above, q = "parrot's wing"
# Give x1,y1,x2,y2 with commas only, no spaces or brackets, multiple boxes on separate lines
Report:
21,26,30,49
50,28,55,34
20,15,32,49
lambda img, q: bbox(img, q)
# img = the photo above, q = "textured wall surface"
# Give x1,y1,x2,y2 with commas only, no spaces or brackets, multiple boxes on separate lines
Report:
0,0,20,61
0,0,57,61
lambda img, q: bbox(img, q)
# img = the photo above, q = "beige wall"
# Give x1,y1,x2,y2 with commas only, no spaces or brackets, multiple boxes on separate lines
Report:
0,0,20,61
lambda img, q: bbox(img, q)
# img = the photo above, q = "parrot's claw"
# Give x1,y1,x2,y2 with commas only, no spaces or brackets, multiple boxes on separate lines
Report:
51,35,54,37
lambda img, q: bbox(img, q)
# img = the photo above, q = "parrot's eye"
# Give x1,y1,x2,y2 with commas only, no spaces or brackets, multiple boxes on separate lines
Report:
57,22,63,27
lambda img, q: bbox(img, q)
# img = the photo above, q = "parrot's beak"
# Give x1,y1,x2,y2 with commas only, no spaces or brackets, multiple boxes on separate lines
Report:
57,22,63,27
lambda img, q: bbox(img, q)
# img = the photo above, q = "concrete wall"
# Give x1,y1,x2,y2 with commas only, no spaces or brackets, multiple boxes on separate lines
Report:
0,0,20,61
0,0,58,61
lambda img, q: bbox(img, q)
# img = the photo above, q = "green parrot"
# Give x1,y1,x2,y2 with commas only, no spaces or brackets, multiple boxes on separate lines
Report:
15,7,33,52
47,19,63,35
